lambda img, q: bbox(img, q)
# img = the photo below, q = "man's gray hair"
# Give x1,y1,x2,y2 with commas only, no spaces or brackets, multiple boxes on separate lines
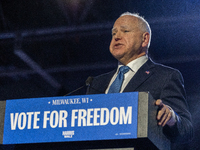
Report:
120,12,152,48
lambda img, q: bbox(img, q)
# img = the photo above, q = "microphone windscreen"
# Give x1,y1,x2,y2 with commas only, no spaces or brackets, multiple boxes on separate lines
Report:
85,76,93,86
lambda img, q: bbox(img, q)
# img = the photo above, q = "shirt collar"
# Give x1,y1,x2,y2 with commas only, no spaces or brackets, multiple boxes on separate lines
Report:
117,55,148,73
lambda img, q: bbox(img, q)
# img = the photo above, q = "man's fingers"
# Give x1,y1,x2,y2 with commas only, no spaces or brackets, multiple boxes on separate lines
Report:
158,109,171,126
155,99,163,107
162,111,172,126
157,104,166,120
156,99,172,126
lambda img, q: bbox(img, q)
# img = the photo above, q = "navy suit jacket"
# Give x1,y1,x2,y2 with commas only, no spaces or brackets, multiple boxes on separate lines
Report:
86,59,193,143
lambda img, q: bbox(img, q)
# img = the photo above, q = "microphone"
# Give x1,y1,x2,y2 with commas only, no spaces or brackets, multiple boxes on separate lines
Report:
86,76,102,94
64,76,93,96
85,76,93,86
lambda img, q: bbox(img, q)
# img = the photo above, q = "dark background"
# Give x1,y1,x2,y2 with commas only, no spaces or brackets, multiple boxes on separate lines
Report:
0,0,200,149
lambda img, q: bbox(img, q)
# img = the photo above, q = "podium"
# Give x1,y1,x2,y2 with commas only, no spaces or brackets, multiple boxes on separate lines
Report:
0,92,170,150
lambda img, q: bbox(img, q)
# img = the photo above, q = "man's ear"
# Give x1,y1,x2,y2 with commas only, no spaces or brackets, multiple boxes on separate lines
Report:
142,32,150,48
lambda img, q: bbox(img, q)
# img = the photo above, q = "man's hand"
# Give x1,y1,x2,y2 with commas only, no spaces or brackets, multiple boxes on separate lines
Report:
155,99,176,127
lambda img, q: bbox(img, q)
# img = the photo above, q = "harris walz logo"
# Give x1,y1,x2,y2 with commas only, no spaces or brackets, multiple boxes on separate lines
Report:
62,131,75,138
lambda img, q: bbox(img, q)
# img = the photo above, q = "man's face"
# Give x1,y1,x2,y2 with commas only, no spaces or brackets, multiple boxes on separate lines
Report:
109,15,146,65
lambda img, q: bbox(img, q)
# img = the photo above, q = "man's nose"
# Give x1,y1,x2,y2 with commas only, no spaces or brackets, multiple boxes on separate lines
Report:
114,32,122,41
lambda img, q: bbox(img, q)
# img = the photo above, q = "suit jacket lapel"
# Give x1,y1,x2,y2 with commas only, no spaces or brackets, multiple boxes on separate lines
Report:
94,69,116,94
123,59,155,92
102,70,116,93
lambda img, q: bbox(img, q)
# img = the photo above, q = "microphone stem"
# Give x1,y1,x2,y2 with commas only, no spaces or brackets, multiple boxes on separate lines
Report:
64,85,85,96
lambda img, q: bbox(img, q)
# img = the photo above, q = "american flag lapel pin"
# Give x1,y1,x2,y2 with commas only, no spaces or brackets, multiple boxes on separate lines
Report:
145,71,150,74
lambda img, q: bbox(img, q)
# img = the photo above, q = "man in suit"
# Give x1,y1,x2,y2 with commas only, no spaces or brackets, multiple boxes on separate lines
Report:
86,12,193,143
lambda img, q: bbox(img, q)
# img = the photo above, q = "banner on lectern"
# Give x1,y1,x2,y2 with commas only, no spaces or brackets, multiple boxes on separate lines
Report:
3,92,139,144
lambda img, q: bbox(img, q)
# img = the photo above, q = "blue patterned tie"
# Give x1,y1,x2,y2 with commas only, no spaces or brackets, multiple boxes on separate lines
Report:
108,66,130,93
